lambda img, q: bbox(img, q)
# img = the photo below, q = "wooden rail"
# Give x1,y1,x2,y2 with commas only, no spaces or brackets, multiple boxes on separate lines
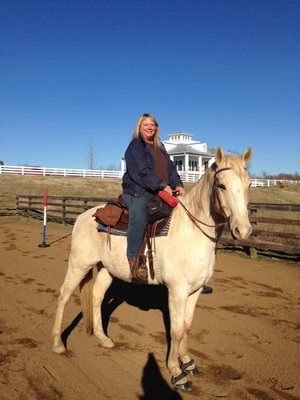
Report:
15,195,116,223
15,195,300,258
219,203,300,257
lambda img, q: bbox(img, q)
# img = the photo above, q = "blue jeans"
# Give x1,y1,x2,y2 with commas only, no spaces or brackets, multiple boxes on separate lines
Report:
123,191,153,259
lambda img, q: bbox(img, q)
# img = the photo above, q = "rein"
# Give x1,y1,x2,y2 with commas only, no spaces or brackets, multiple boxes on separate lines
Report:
177,197,225,228
177,167,233,229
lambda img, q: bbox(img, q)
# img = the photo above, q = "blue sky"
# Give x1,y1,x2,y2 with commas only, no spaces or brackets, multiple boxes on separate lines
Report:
1,0,299,176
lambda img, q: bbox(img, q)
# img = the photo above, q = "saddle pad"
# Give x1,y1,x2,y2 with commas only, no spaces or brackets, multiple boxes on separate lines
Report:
97,214,173,237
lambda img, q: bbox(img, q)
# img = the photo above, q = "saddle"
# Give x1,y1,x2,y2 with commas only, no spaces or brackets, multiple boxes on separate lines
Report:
92,195,172,238
92,195,173,283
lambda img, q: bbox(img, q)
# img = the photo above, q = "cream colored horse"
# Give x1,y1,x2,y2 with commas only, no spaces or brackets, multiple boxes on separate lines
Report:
52,146,252,391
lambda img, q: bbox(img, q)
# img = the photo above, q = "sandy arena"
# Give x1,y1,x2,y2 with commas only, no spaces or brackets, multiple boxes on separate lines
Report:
0,216,299,400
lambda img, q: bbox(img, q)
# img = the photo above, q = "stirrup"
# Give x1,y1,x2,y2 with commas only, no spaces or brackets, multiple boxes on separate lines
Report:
129,257,148,284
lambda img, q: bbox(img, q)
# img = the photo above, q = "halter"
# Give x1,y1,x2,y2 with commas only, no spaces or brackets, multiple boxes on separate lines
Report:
177,167,233,230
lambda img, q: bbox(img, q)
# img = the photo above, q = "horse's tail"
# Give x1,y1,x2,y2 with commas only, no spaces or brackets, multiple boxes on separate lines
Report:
79,268,94,335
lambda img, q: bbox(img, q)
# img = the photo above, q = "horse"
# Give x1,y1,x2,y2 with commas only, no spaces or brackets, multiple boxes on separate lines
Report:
52,146,252,391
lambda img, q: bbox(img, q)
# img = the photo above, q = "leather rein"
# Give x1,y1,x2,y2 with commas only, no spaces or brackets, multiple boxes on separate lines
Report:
177,167,233,229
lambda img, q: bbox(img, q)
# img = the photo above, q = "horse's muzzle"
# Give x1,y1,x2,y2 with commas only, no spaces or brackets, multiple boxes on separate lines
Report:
232,223,252,240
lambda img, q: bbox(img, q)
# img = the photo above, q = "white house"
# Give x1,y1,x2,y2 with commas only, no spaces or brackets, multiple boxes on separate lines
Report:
120,131,215,182
162,131,214,175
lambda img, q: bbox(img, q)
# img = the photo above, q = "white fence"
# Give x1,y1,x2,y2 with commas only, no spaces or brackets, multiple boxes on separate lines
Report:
250,178,300,187
0,165,124,179
0,165,299,187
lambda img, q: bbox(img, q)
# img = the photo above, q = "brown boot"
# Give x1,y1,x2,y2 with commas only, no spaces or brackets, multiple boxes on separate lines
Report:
128,256,148,284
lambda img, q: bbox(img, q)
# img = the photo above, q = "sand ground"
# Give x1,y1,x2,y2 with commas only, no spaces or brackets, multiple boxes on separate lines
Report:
0,216,299,400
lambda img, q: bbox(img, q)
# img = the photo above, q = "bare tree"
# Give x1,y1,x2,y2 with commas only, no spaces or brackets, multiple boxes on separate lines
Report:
87,141,96,170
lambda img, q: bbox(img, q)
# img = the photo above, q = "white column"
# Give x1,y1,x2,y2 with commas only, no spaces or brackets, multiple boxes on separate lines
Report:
198,156,202,172
184,154,189,172
184,154,189,181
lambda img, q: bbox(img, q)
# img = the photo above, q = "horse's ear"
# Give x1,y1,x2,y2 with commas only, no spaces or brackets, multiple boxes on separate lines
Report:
242,147,252,166
214,146,225,165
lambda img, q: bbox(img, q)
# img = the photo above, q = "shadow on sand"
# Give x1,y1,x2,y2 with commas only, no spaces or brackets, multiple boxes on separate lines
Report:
139,353,183,400
61,279,171,355
61,279,185,397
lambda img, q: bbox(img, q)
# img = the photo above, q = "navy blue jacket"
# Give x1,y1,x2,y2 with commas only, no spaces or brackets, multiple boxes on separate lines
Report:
122,135,183,196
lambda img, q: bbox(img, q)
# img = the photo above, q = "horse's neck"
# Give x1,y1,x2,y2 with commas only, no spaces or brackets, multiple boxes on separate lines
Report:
172,172,215,232
185,173,213,218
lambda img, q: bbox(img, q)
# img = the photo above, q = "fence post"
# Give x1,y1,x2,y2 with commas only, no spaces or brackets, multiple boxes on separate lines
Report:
249,247,257,259
62,198,66,224
84,199,88,211
249,207,257,258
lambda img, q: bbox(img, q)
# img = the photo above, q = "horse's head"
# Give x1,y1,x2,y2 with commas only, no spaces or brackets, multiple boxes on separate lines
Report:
213,146,252,239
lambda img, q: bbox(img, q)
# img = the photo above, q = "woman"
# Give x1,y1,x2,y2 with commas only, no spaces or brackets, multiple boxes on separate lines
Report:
122,113,185,283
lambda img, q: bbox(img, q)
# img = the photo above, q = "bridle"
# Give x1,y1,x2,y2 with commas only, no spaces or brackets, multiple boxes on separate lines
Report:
177,167,233,230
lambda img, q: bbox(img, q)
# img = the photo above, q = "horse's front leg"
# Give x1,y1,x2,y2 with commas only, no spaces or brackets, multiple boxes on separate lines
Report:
178,288,201,375
167,287,193,391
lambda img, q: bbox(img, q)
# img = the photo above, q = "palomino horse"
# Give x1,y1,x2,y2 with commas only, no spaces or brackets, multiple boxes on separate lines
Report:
52,146,252,391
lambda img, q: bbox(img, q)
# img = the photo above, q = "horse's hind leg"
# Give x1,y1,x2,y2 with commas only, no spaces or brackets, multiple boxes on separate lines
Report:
52,260,91,353
92,267,114,348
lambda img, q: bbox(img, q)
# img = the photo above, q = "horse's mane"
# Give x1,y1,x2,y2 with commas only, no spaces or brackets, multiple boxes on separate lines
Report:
170,168,214,234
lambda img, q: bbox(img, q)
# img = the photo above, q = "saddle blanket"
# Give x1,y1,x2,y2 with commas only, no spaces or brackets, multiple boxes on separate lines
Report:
97,216,172,237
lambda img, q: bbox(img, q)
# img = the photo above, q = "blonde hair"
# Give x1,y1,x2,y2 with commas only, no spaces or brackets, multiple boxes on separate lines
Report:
132,113,162,147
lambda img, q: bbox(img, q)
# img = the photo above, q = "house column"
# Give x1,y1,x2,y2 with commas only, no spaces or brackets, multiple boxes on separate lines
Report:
198,156,202,172
184,154,189,172
184,154,189,181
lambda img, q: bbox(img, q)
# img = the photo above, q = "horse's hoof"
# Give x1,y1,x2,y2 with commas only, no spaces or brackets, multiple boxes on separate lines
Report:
171,372,193,392
52,343,66,353
174,381,193,392
98,336,115,348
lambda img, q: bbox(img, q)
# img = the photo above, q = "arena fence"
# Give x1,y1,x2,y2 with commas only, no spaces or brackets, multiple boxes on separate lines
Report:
15,195,300,259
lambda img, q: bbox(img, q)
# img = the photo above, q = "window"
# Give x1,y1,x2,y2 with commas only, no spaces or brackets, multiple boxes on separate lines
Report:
189,160,198,171
175,160,183,171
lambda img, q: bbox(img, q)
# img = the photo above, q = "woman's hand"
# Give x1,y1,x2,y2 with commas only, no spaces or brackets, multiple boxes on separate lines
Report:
175,186,185,196
163,185,173,195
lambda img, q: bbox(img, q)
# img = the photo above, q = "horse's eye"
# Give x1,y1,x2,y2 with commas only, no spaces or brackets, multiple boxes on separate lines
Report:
217,183,226,190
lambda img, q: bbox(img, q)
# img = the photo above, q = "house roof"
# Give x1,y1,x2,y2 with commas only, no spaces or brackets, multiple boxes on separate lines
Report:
166,143,214,157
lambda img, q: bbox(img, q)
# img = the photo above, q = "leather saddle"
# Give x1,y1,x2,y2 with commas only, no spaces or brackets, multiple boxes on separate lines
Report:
93,196,173,282
93,195,172,238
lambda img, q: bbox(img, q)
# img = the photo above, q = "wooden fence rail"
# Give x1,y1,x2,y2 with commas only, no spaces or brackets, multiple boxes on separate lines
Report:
16,195,115,223
16,195,300,258
219,203,300,257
